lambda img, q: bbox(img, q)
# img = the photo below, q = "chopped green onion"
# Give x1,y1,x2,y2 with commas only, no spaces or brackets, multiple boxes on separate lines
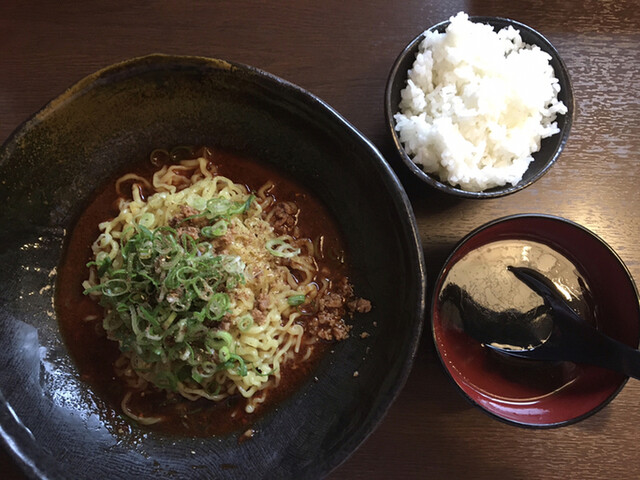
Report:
228,354,247,376
138,213,156,229
237,314,254,332
218,345,231,362
163,311,178,330
191,369,204,384
266,237,300,258
216,353,247,377
201,220,228,238
187,195,207,211
205,196,254,219
207,292,230,320
86,255,112,277
83,194,259,394
101,279,129,297
206,330,233,352
287,294,306,306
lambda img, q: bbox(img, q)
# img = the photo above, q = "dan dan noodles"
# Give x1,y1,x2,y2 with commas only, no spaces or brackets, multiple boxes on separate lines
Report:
77,147,371,428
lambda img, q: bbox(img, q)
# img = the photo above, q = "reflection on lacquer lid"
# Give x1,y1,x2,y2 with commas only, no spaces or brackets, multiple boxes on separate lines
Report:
431,214,640,427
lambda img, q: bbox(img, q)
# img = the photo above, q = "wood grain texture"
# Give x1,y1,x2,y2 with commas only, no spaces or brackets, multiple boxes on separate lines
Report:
1,0,639,478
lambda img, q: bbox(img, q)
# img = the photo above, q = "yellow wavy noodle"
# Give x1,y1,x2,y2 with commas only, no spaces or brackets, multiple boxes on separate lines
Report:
84,158,315,416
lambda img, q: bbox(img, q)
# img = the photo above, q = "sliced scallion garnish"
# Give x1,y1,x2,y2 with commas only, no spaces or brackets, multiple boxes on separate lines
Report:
266,237,300,258
287,294,306,306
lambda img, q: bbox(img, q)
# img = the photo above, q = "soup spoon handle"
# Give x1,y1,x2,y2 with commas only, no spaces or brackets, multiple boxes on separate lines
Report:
500,267,640,379
556,315,640,380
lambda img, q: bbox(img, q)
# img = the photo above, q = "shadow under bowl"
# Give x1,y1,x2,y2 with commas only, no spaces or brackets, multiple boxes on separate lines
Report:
385,16,574,199
431,214,640,427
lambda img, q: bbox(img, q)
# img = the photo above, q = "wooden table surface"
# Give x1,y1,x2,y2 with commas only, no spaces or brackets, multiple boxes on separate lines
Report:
1,1,639,478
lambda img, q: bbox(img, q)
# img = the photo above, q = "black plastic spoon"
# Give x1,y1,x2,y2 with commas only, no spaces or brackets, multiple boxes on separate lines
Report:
481,266,640,379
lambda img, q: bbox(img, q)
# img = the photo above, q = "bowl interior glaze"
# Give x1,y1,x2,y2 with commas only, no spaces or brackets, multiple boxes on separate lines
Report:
0,55,426,479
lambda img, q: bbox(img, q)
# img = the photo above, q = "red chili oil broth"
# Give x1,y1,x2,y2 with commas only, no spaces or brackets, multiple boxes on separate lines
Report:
55,146,351,437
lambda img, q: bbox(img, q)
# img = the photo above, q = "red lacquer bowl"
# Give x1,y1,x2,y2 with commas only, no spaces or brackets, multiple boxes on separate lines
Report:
432,214,640,427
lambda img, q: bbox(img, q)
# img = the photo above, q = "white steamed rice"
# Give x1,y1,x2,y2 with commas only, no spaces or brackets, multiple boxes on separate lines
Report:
394,12,567,192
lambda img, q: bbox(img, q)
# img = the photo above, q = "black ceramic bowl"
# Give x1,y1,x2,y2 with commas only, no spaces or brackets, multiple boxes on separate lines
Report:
432,214,640,427
385,16,574,199
0,55,426,479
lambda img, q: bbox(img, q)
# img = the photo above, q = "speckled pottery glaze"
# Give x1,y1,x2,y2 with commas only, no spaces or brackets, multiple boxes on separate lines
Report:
0,55,426,479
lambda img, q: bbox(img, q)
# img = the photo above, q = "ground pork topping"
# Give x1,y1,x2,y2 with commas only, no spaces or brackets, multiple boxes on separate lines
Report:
306,278,370,341
271,201,298,235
